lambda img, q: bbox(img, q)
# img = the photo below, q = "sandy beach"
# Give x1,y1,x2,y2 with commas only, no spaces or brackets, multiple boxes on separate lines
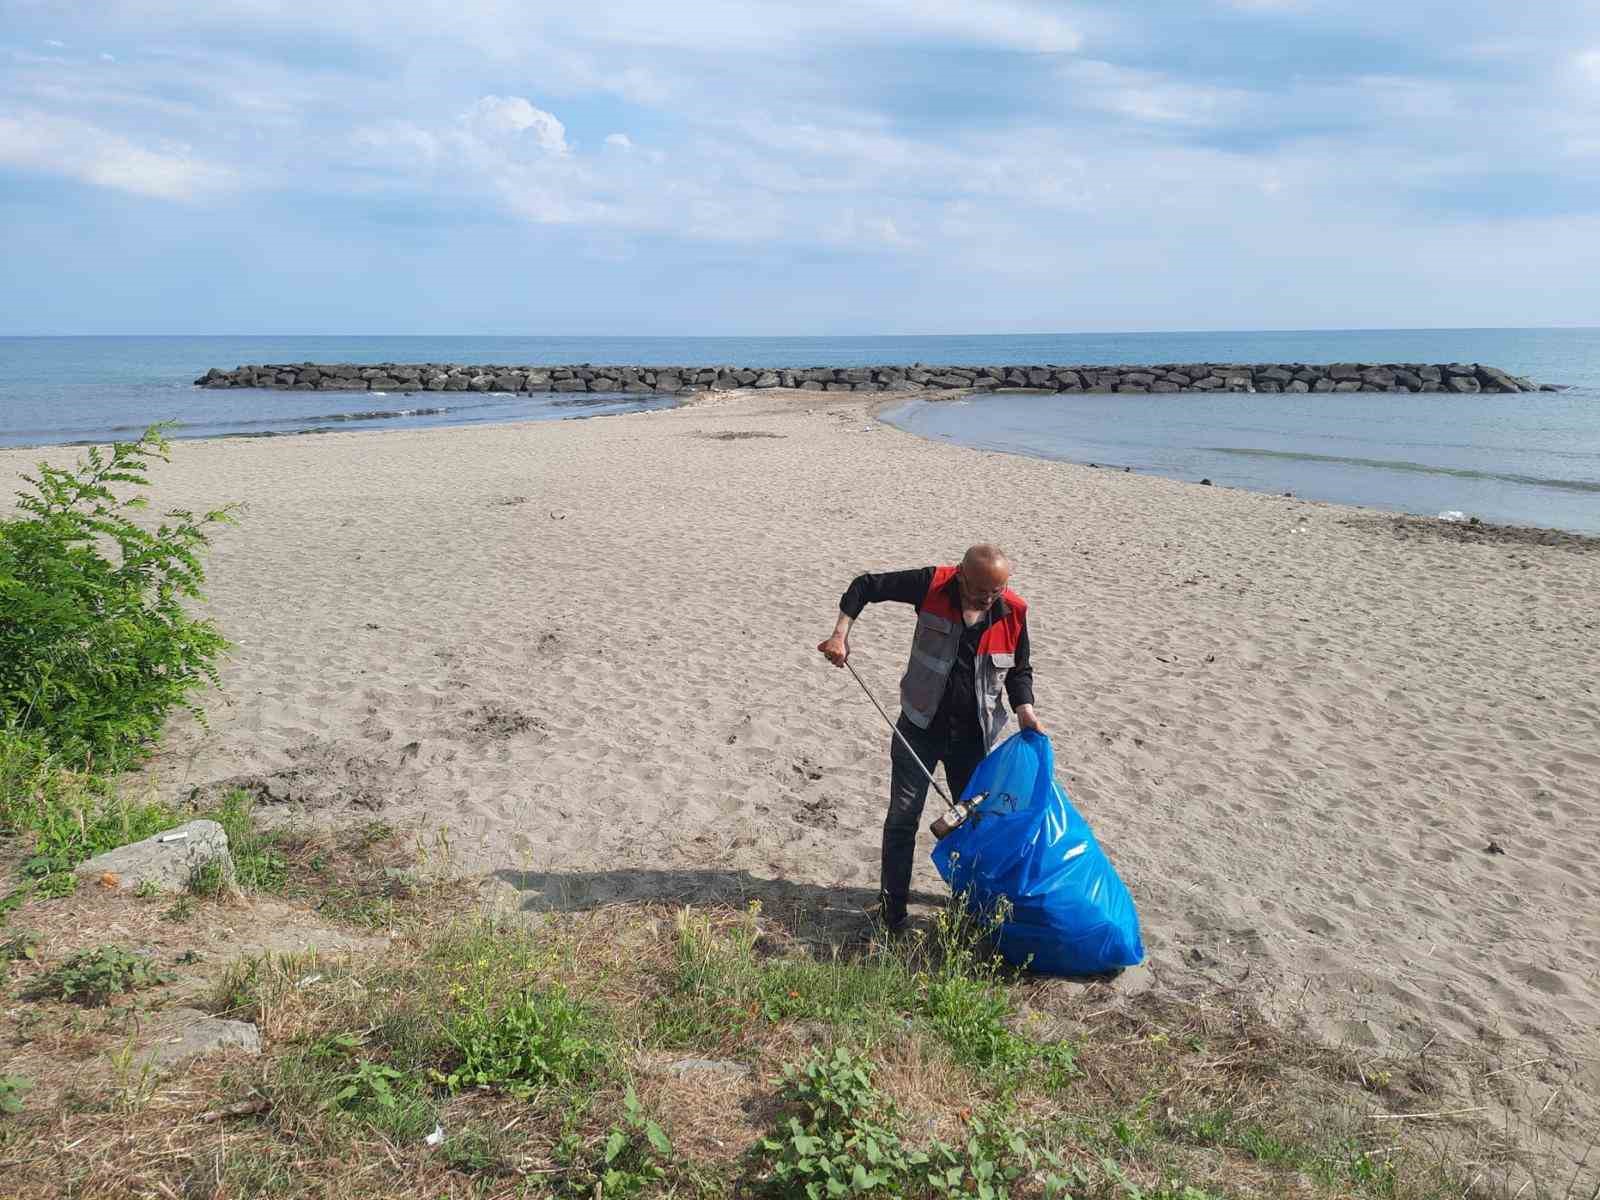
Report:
4,389,1596,1175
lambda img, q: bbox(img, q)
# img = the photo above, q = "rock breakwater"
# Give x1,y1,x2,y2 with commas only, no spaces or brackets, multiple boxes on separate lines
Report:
196,361,1546,395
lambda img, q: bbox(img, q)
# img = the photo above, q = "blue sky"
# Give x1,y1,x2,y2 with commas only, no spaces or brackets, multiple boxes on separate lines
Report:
2,0,1598,334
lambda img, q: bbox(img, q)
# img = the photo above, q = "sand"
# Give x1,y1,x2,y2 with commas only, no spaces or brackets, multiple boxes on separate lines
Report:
4,389,1597,1179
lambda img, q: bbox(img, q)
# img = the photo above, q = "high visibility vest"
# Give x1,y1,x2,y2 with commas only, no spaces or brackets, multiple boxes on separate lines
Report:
899,564,1026,747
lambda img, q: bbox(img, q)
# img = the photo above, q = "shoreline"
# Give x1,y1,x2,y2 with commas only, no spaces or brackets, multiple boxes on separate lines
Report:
3,387,1598,1181
7,381,1597,542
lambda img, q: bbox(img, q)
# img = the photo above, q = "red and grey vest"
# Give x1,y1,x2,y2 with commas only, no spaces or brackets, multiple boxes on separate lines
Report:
900,565,1027,749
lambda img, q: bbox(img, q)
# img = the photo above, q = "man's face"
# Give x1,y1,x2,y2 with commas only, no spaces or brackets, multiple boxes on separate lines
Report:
958,563,1010,610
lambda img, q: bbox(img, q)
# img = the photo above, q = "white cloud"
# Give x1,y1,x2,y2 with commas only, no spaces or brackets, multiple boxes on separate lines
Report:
0,111,232,200
45,39,65,48
461,95,569,154
1578,49,1600,82
604,132,634,150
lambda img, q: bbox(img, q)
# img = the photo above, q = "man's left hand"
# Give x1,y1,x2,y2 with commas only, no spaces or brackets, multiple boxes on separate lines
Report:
1016,704,1045,733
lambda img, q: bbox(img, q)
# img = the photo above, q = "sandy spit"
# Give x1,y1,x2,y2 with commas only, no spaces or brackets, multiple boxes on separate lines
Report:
4,389,1597,1181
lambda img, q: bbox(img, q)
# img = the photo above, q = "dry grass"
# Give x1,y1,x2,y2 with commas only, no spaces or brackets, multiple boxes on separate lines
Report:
1,823,1591,1199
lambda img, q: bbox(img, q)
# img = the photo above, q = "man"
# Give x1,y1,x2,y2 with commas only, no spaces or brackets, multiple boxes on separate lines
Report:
817,544,1043,931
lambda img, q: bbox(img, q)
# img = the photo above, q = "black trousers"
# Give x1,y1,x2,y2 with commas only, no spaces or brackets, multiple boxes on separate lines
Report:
881,714,985,915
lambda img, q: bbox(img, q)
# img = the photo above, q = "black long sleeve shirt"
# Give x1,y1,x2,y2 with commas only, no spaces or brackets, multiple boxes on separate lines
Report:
840,567,1036,738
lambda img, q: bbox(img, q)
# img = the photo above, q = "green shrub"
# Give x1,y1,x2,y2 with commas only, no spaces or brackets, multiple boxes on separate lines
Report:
0,425,233,768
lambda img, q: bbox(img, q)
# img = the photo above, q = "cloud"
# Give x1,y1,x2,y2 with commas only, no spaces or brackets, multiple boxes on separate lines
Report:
461,95,570,155
4,0,1600,331
1060,60,1253,125
45,39,64,48
0,111,232,200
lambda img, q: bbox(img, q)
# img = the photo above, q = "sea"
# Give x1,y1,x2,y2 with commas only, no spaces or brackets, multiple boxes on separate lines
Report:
1,330,1597,533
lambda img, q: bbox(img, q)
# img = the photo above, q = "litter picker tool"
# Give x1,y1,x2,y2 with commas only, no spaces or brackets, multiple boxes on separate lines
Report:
842,658,981,838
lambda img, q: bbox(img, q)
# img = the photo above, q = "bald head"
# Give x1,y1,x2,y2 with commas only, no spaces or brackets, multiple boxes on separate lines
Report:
957,544,1011,610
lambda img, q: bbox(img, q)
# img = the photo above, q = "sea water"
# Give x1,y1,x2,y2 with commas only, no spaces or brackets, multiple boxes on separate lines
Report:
1,330,1596,531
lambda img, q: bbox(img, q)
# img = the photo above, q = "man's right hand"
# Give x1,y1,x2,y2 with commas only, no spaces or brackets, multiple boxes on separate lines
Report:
817,635,849,667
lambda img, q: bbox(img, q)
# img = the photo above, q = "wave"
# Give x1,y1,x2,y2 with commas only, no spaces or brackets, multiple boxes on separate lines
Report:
1207,447,1600,494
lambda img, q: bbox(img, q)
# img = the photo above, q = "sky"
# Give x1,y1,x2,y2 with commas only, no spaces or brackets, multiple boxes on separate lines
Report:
1,0,1599,335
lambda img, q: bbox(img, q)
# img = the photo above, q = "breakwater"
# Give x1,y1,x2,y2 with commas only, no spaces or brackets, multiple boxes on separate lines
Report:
196,361,1545,395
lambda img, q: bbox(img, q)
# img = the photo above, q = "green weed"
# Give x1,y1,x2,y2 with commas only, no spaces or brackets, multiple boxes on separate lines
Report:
755,1047,1065,1200
435,984,612,1099
32,944,174,1006
0,1075,31,1115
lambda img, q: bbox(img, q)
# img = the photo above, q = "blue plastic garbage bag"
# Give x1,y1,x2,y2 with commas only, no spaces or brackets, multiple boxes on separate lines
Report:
930,730,1143,975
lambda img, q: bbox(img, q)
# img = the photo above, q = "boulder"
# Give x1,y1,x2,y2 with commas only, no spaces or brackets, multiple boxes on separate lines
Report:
1256,381,1281,393
655,374,681,391
1477,366,1521,392
1333,381,1363,393
1359,367,1396,387
1312,378,1335,393
661,1057,752,1081
1393,369,1422,389
1150,381,1181,393
1257,366,1293,385
1285,380,1310,393
75,820,233,895
588,377,620,391
467,375,495,392
1328,363,1361,381
1419,365,1442,383
1446,375,1481,393
137,1008,261,1071
825,382,853,392
1121,372,1157,386
754,372,781,388
1443,362,1478,378
492,372,525,392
